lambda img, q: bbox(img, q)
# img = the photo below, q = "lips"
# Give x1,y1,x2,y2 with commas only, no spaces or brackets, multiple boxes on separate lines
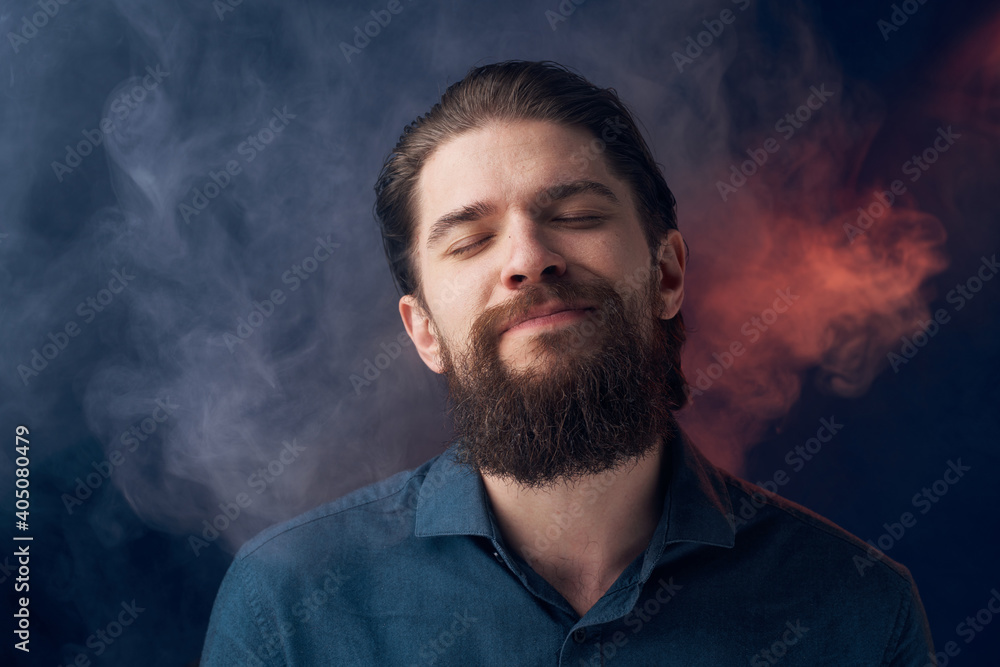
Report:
502,302,595,334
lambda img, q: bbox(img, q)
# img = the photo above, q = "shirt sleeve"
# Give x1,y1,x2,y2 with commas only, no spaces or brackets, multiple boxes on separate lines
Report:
201,555,282,667
882,576,936,666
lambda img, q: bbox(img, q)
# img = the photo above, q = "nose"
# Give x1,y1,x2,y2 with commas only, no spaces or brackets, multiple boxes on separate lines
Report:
500,215,567,288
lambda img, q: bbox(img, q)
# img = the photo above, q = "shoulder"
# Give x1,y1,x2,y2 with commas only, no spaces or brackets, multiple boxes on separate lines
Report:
715,472,934,662
233,453,440,563
720,471,917,589
202,455,450,665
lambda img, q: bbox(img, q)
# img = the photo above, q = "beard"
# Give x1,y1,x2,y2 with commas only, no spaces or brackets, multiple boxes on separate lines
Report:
435,260,682,488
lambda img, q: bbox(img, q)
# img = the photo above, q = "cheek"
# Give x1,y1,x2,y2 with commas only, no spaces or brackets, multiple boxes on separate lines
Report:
611,232,656,289
426,272,489,340
424,265,476,314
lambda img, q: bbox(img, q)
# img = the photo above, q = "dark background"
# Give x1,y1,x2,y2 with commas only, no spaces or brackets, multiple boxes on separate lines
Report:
1,0,997,664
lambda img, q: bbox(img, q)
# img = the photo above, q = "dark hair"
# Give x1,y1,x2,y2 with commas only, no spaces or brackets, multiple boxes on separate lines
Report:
373,59,688,410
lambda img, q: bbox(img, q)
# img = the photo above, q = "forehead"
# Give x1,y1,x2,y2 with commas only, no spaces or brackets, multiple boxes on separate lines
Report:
412,119,629,246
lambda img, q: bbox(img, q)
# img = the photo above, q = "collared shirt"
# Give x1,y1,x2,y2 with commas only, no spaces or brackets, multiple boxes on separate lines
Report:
201,431,936,666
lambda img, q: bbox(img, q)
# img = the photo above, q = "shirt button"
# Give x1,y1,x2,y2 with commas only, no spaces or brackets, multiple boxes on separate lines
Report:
572,629,587,643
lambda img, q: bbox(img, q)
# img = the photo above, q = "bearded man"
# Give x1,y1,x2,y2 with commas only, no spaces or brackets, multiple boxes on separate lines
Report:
202,60,935,666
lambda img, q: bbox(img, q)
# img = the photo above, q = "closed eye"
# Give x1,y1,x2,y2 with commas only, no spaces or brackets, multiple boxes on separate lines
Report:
449,217,605,256
450,236,492,256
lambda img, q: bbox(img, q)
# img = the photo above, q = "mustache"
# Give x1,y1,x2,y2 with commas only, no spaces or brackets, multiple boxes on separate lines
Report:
471,279,628,346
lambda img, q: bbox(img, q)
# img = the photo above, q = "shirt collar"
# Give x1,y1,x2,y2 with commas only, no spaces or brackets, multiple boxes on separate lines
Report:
413,444,496,539
645,426,736,579
414,428,736,556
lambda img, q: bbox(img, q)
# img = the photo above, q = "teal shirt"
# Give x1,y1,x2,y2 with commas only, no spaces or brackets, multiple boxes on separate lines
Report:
201,431,935,665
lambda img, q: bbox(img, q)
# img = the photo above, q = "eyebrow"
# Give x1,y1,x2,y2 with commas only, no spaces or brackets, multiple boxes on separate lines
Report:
425,179,620,252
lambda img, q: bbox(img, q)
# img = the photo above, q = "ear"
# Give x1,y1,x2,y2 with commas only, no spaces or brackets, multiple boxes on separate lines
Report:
399,294,444,374
656,229,686,320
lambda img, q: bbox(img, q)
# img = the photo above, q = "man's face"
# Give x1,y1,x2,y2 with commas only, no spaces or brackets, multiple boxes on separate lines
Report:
399,119,686,486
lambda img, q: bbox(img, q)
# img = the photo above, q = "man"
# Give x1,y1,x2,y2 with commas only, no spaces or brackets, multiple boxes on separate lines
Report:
202,60,935,665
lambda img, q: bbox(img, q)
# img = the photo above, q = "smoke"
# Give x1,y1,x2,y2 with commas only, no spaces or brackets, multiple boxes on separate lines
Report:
671,4,1000,471
0,0,976,563
924,9,1000,141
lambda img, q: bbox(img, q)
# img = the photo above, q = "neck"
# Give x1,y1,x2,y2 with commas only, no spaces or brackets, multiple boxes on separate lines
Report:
481,435,667,617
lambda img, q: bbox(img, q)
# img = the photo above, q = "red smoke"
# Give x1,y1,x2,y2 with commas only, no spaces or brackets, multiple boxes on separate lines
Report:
925,11,1000,142
677,9,1000,474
